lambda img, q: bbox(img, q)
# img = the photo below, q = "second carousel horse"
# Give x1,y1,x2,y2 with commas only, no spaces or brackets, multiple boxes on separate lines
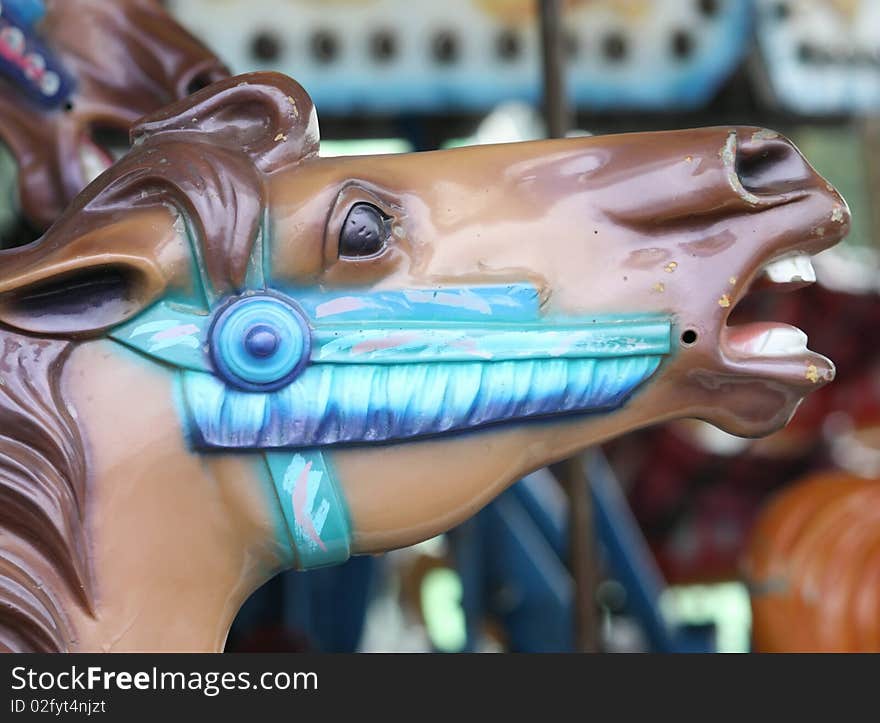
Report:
0,0,227,246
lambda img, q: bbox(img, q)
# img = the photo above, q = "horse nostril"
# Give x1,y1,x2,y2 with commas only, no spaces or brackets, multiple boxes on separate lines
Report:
735,134,811,196
186,74,213,96
182,64,229,98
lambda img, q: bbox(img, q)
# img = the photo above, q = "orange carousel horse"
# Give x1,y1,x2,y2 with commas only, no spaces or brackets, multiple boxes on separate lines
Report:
746,465,880,651
0,72,849,651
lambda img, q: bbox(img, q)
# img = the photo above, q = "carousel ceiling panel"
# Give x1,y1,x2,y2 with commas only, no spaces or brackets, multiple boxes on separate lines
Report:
167,0,751,113
754,0,880,114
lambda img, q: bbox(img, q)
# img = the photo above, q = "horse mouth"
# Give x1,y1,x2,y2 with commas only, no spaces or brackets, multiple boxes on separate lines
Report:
78,135,113,185
719,244,839,388
78,124,130,185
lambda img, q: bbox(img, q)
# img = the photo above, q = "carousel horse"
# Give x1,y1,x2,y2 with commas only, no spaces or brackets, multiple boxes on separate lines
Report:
0,0,227,247
745,471,880,652
0,72,850,652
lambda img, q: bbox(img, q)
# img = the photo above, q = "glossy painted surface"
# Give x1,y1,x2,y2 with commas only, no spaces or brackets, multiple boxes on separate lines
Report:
113,279,670,568
265,451,352,570
0,72,850,651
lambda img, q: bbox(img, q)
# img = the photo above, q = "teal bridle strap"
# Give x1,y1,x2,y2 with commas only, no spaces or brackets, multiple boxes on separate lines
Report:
263,449,352,569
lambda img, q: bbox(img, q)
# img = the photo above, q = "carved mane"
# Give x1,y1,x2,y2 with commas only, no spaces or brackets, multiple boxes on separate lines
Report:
47,72,319,299
0,332,86,652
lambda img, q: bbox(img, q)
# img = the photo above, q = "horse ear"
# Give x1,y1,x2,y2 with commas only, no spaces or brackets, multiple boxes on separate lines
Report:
0,213,171,337
131,71,320,173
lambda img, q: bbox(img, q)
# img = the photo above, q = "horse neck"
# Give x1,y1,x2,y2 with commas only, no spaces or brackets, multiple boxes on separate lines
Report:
67,456,276,652
63,342,284,652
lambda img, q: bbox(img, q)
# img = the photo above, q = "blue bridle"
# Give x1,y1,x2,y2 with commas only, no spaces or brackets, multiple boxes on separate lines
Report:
107,280,671,570
0,0,73,109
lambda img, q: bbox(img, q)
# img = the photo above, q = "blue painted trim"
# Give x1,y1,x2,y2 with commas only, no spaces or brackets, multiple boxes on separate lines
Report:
181,354,663,449
295,283,542,323
110,286,671,370
112,283,671,449
311,320,670,363
210,295,311,391
111,302,209,373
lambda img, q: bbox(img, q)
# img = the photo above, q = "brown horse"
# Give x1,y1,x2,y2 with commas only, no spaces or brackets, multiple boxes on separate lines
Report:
0,72,849,652
0,0,227,246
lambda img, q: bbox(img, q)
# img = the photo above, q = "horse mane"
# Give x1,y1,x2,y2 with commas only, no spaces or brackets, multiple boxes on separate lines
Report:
0,332,88,653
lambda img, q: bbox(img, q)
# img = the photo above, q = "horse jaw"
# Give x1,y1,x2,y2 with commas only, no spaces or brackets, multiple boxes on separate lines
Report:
332,379,682,554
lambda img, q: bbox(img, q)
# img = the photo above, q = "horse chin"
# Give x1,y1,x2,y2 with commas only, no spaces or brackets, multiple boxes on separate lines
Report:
689,342,834,440
701,383,814,440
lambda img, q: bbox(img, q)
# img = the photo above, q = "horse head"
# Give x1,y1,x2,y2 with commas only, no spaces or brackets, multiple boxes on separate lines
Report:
0,72,849,651
0,0,227,243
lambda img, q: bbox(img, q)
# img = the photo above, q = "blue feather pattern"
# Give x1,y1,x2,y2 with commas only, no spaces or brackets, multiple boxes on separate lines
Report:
182,354,662,449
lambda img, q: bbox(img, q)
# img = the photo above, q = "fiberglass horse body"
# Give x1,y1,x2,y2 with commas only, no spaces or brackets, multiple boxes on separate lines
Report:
0,72,849,652
0,0,227,246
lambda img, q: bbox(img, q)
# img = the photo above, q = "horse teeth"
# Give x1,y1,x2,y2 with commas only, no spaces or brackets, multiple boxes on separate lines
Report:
752,327,809,356
763,254,816,284
79,144,110,184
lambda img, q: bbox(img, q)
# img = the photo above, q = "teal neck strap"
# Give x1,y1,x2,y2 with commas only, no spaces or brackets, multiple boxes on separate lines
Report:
263,449,352,569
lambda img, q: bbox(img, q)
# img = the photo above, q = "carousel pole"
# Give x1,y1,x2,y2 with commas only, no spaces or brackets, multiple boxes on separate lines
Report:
538,0,571,139
538,0,599,653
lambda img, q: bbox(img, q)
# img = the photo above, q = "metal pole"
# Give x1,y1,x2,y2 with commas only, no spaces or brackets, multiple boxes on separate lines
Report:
538,0,571,138
550,455,600,652
538,0,596,652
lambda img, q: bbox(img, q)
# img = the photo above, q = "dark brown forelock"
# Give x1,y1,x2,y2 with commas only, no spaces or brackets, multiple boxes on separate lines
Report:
71,72,319,299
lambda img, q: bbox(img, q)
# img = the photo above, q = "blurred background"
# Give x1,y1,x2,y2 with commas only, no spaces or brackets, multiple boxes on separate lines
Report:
159,0,880,652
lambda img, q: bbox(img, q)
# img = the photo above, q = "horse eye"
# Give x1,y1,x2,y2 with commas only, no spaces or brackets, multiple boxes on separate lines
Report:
339,203,389,258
